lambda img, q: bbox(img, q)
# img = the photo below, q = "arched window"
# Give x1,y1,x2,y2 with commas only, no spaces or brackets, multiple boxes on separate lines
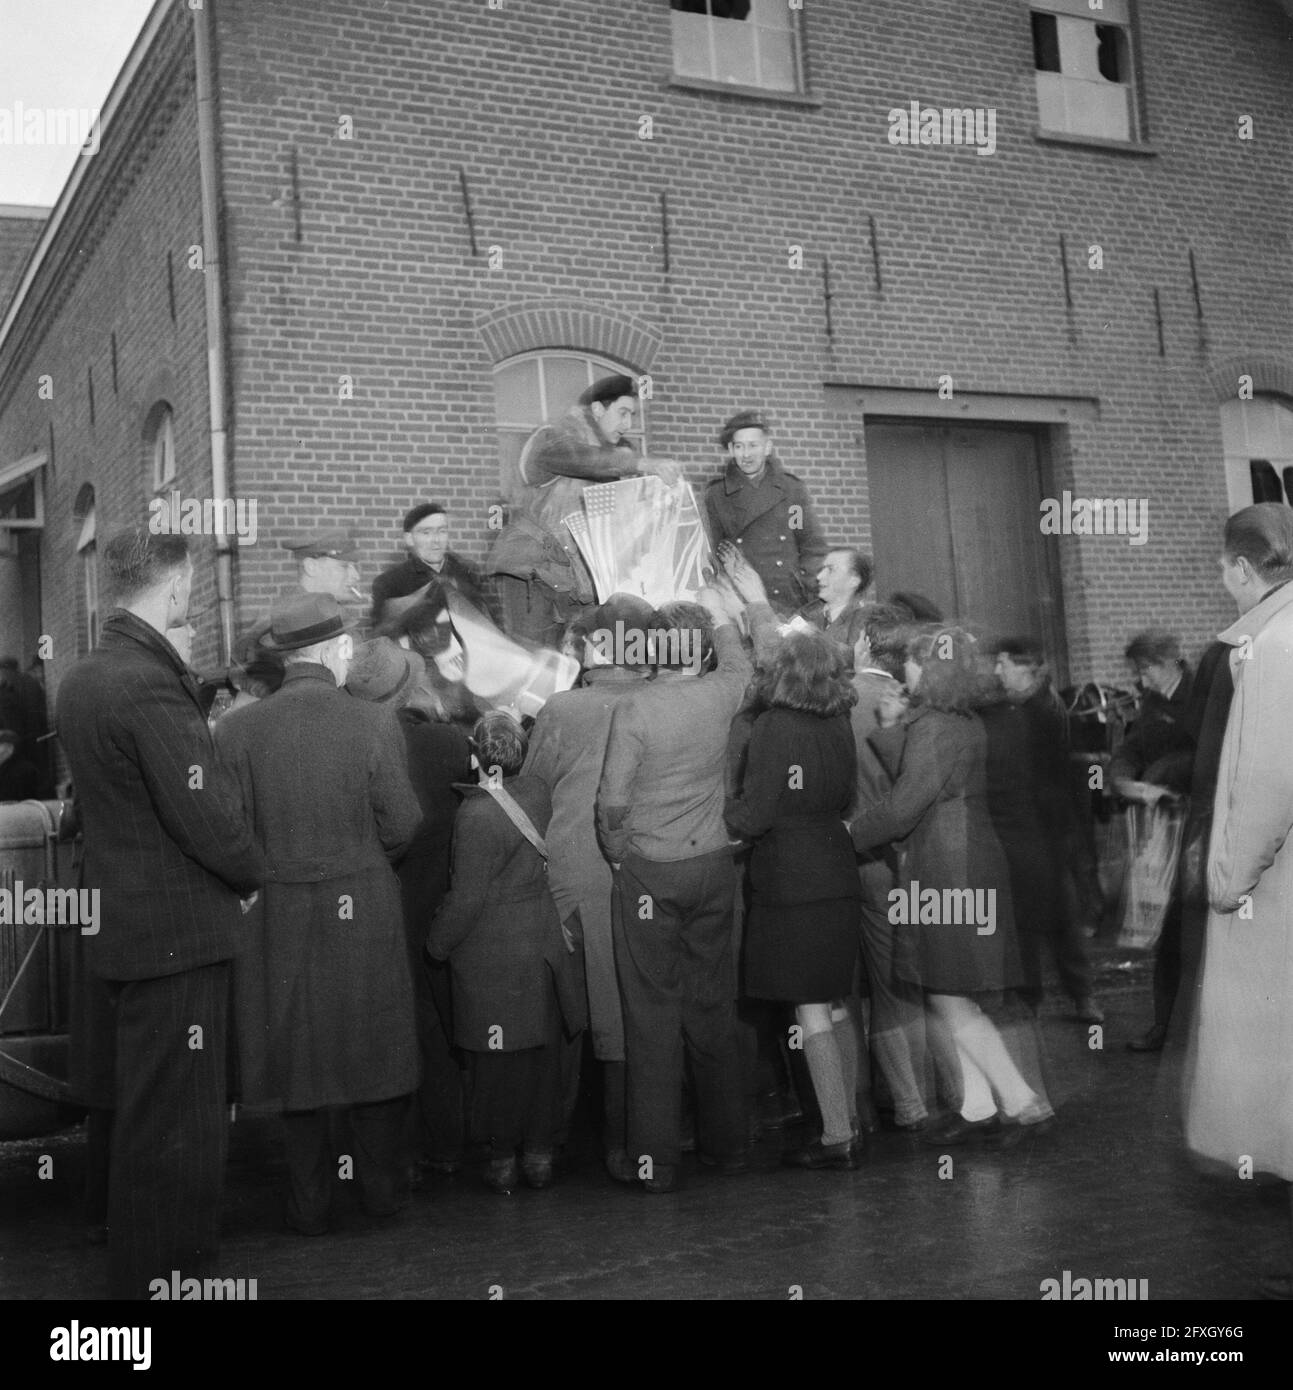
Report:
148,403,176,491
1221,397,1293,513
74,485,98,654
492,352,645,499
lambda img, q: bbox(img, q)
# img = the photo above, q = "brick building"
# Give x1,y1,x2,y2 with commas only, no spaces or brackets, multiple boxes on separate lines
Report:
1,0,1291,717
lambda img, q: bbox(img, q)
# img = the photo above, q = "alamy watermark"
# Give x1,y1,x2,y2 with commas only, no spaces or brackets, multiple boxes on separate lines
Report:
1039,492,1148,546
586,620,701,675
887,881,996,935
1040,1270,1149,1300
0,102,100,156
0,882,98,935
149,490,258,544
887,101,997,156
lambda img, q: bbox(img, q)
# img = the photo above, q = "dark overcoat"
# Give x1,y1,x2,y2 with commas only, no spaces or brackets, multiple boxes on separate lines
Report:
977,694,1071,949
849,705,1021,994
426,774,585,1052
703,456,828,614
370,551,495,627
216,664,421,1109
56,609,264,982
725,707,860,1000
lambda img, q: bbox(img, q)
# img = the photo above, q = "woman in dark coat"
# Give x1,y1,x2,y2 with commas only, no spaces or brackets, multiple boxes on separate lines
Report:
977,639,1100,1023
726,632,862,1170
426,713,584,1194
850,627,1052,1144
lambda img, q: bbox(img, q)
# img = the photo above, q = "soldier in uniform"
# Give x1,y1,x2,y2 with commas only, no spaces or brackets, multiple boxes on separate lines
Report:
703,410,828,616
231,527,364,677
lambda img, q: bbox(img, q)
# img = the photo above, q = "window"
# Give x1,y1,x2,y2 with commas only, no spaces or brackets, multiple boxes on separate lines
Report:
1032,0,1137,143
150,404,175,491
493,352,646,499
1221,398,1293,513
77,498,98,653
670,0,803,94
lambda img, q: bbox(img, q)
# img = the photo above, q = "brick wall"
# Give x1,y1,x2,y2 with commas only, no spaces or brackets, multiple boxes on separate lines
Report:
0,3,213,689
3,0,1291,704
0,210,46,317
211,0,1293,683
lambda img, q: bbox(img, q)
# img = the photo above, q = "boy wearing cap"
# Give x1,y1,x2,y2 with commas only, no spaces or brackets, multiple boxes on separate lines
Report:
485,374,682,646
704,411,828,616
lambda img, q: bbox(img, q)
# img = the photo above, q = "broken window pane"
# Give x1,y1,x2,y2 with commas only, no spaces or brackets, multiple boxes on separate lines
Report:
1250,460,1284,504
1032,12,1061,72
1096,25,1127,83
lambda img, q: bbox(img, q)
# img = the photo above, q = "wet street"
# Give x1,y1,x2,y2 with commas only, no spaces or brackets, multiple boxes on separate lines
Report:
1,944,1287,1311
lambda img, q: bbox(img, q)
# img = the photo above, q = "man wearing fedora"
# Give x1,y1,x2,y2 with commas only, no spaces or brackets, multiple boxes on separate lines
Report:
703,410,828,616
217,593,422,1234
231,527,363,670
57,527,265,1298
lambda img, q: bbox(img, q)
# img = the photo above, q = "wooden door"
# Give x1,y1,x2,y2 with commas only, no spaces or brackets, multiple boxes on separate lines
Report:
864,421,1065,668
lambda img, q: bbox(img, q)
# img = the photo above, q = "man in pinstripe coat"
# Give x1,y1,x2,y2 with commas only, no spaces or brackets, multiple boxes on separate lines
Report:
58,528,265,1299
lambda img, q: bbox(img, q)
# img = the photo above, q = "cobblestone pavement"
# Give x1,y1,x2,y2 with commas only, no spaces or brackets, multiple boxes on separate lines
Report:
0,947,1287,1303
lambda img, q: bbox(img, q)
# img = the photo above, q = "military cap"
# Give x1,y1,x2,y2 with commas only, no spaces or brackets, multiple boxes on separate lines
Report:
281,529,360,560
718,410,773,447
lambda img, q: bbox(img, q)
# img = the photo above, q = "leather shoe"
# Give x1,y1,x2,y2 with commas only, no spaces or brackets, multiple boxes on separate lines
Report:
1073,996,1105,1024
1127,1024,1167,1052
698,1151,749,1175
782,1139,856,1171
484,1156,519,1194
920,1113,1001,1146
521,1153,554,1190
284,1209,329,1237
1259,1272,1293,1300
643,1163,680,1194
605,1148,637,1184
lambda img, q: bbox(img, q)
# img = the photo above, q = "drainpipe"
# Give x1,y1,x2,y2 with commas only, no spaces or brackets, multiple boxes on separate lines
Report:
192,1,236,666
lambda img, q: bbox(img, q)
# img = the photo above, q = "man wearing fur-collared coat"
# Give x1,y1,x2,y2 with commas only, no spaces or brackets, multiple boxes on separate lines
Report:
485,374,681,645
1185,508,1293,1198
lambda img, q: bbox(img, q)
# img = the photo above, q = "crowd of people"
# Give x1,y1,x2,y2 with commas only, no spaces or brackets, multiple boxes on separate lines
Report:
32,376,1293,1300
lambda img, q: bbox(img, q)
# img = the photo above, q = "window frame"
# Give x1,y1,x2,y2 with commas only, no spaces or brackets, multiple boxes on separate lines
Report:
77,501,99,653
149,404,176,492
1029,0,1144,148
493,351,649,498
668,0,808,101
1220,396,1293,514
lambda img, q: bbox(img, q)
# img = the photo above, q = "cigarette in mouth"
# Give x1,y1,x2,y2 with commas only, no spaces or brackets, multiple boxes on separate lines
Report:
348,586,363,599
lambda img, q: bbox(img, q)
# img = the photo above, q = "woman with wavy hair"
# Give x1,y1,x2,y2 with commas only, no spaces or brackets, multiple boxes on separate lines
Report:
850,626,1052,1144
726,631,863,1170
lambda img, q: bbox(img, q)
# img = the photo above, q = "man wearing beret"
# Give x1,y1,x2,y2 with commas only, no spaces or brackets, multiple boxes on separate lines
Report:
370,503,493,627
217,592,422,1235
703,411,828,616
485,373,682,646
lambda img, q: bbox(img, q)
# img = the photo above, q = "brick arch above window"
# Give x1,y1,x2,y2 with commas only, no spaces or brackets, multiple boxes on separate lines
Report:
476,300,664,372
1207,355,1293,405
